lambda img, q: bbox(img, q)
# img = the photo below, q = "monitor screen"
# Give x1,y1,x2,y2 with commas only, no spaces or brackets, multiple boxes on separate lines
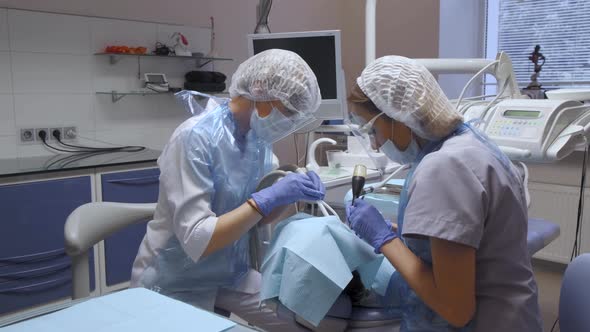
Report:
252,36,337,100
146,74,166,84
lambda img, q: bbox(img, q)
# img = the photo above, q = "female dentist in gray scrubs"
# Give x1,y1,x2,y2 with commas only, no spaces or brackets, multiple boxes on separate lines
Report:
346,56,542,331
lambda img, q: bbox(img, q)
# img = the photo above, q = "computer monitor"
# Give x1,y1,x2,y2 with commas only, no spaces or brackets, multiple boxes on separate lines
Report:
247,30,346,120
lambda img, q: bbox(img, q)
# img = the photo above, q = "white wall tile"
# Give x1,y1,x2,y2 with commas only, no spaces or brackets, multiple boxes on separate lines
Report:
92,56,144,93
66,129,97,145
17,144,59,157
90,18,157,54
93,129,145,148
156,94,192,124
12,53,92,94
157,24,211,54
0,94,14,135
14,94,94,131
0,9,8,52
0,135,16,158
0,52,12,94
8,9,90,55
95,127,174,151
94,95,159,130
2,11,211,159
94,94,188,131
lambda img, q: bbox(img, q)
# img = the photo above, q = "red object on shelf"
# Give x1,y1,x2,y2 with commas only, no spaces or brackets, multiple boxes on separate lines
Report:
104,45,147,54
180,34,188,46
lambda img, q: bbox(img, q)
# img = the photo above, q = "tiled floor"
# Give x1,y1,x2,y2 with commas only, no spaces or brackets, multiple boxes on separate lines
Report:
532,259,567,332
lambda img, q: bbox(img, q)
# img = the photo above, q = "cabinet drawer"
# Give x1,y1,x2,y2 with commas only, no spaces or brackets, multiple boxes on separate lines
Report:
0,267,71,315
0,177,92,261
0,254,69,282
0,177,94,315
101,169,160,203
101,168,159,286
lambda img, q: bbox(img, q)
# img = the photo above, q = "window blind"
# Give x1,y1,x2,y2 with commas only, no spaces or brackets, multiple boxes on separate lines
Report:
497,0,590,87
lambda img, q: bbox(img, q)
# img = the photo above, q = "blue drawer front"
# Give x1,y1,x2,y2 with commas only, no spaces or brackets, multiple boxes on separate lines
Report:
0,177,95,315
0,255,70,282
101,168,160,286
0,177,92,260
0,252,93,315
0,270,71,314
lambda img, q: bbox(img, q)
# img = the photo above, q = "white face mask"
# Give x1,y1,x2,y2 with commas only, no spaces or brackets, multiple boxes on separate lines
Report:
380,136,420,164
250,104,294,144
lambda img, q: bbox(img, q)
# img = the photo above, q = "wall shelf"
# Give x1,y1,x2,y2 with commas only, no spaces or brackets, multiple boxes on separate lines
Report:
96,90,229,103
95,53,233,77
96,90,173,103
94,53,232,102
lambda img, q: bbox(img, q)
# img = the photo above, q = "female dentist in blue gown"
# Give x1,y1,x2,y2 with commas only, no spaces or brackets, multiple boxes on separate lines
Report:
131,49,324,332
346,56,542,331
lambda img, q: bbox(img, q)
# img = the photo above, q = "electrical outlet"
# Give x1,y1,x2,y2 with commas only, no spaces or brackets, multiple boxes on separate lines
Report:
20,128,35,142
35,128,49,141
63,126,77,140
50,127,63,140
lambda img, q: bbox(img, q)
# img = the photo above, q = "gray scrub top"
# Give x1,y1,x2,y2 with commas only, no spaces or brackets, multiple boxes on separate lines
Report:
402,131,542,331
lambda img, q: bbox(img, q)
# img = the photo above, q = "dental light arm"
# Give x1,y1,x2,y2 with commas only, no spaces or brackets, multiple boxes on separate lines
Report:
414,52,525,101
365,0,377,66
364,1,522,101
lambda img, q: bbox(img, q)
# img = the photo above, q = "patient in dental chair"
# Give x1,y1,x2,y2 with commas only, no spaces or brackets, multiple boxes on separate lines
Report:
259,212,396,327
344,222,400,305
344,271,369,304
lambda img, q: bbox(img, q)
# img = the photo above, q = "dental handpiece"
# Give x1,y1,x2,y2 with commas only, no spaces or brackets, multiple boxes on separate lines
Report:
352,164,367,204
359,164,410,197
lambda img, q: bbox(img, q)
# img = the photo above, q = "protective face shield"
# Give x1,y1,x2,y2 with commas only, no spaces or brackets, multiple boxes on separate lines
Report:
351,112,384,140
345,113,384,164
347,111,420,165
174,90,228,116
250,102,316,144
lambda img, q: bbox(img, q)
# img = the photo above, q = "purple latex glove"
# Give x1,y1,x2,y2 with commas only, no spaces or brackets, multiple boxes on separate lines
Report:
307,171,326,197
346,199,398,253
252,171,325,216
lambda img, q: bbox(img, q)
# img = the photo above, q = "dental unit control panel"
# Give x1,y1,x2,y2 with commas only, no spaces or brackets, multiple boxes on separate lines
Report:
415,53,590,163
475,99,590,162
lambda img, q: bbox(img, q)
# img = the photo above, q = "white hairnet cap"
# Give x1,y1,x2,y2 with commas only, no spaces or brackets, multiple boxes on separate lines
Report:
357,55,463,140
229,49,321,115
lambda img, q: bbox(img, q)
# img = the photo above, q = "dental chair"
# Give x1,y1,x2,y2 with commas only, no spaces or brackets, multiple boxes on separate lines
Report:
252,168,402,332
64,202,157,300
64,172,560,332
559,253,590,332
63,201,350,331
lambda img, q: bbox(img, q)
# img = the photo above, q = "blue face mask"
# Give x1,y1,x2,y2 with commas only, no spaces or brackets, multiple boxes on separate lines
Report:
380,136,420,164
250,105,294,144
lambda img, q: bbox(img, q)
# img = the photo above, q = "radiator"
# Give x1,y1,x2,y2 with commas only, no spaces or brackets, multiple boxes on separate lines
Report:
528,182,589,263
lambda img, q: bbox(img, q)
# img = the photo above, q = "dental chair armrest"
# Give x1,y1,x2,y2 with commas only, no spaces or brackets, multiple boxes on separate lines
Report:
64,202,156,256
65,202,156,299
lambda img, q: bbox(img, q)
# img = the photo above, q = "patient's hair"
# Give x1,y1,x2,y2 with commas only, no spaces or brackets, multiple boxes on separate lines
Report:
344,271,368,304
